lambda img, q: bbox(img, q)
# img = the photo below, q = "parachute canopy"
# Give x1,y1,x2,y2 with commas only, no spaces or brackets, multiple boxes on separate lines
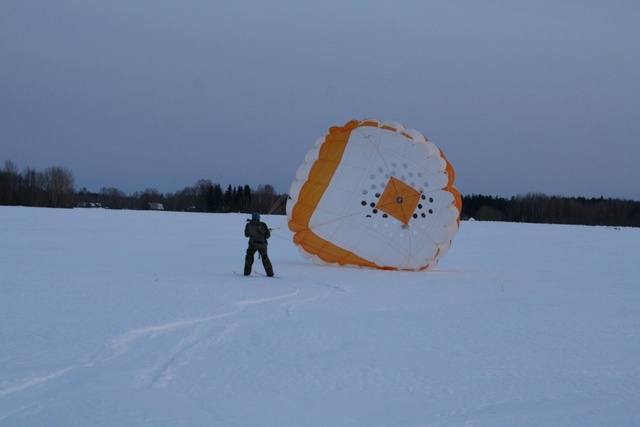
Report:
287,119,462,271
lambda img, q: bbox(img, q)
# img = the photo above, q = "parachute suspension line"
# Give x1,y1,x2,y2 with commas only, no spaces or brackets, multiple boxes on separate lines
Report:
304,204,420,262
303,204,380,231
302,199,419,252
268,227,292,244
358,126,394,183
267,193,288,215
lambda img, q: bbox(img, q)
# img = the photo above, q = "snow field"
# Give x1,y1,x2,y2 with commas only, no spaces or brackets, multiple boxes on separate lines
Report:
1,206,639,426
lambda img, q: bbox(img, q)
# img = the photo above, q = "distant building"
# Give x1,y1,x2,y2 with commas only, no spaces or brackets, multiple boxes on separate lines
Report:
148,202,164,210
76,202,102,208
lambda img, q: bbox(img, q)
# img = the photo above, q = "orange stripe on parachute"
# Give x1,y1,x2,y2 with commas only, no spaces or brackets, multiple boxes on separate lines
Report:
289,120,376,268
439,147,462,224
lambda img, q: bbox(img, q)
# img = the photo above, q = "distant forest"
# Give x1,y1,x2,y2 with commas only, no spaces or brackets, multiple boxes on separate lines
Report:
0,160,287,215
462,194,640,228
2,160,639,227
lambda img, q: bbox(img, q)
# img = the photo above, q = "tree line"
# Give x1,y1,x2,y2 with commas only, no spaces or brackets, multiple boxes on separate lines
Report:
2,160,640,226
77,182,287,214
0,161,76,208
462,193,640,227
1,160,287,214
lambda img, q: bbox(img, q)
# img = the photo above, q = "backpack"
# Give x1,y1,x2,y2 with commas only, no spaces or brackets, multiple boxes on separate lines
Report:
245,220,270,245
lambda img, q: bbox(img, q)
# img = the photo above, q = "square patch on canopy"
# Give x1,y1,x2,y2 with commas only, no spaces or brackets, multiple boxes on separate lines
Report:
375,176,421,225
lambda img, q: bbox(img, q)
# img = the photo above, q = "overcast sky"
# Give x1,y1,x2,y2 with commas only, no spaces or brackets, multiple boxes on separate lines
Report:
2,1,639,199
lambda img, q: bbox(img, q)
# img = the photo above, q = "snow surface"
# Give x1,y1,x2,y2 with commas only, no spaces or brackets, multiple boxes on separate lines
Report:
1,206,639,426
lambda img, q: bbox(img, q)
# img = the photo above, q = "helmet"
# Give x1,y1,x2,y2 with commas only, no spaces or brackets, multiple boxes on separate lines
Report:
252,212,260,221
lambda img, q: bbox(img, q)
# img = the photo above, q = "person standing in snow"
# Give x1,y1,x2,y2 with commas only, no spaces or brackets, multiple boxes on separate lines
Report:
244,212,274,276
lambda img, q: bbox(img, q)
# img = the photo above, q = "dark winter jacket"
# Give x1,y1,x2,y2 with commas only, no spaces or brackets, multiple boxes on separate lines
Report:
245,219,270,247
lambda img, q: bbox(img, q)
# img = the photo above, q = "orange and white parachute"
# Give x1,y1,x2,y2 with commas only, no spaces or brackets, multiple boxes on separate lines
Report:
286,119,462,271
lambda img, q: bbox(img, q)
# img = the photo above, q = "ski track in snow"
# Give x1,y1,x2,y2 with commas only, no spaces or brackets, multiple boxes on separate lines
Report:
125,287,305,389
0,286,308,399
0,368,72,398
279,281,351,318
0,273,352,414
128,280,351,390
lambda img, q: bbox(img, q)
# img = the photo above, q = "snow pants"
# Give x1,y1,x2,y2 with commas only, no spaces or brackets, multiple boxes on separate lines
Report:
244,243,274,276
